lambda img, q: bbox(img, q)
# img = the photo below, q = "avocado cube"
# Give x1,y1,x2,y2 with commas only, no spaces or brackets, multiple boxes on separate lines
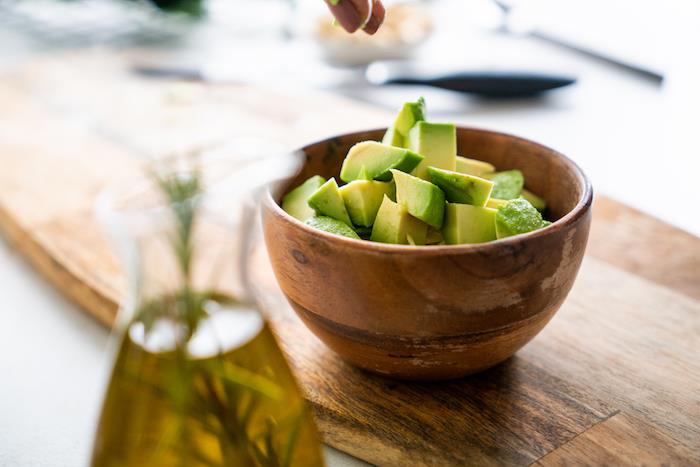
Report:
306,216,360,239
455,156,495,176
282,175,326,221
485,197,509,210
407,122,456,179
427,167,494,207
307,178,353,226
340,141,424,183
485,170,525,200
391,169,446,229
495,199,548,239
339,180,395,227
370,195,428,245
520,188,547,212
381,98,426,147
426,227,444,245
382,125,403,147
442,203,498,245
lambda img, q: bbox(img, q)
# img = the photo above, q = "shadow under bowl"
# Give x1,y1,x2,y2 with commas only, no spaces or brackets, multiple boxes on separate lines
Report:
262,127,592,381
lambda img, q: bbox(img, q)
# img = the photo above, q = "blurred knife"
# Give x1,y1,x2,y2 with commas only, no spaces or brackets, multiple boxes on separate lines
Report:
132,62,576,98
366,61,576,97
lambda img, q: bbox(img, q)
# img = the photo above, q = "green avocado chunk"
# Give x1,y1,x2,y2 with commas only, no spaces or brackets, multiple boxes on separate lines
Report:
306,216,360,239
425,227,444,245
391,169,446,229
486,197,509,210
455,156,495,176
340,141,424,183
520,188,547,212
442,203,498,244
307,178,353,226
282,175,326,221
486,170,525,200
495,198,549,239
382,98,426,147
339,180,395,227
370,195,428,245
427,167,494,207
407,122,457,179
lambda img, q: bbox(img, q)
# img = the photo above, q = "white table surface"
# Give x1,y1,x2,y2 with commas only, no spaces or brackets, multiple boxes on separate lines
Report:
1,3,698,465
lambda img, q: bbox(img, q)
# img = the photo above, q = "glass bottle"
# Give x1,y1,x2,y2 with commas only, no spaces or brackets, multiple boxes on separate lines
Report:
91,149,324,467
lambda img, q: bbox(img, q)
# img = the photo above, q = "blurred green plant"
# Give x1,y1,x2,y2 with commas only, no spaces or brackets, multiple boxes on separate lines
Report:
142,0,205,17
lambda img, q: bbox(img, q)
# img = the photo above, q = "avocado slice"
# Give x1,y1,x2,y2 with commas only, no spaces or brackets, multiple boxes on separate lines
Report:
407,122,456,179
427,167,494,207
442,203,498,244
391,169,446,229
370,195,428,245
520,188,547,212
455,156,495,176
426,227,444,245
307,178,353,226
495,198,548,239
306,216,360,239
339,180,395,227
382,126,403,147
340,141,424,183
485,197,509,210
485,170,525,200
381,98,426,147
282,175,326,221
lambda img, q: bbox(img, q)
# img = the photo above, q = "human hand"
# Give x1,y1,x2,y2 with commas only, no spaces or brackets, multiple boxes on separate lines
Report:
324,0,386,35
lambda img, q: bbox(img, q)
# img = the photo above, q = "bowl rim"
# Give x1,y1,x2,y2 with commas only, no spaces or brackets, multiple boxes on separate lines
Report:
264,126,593,255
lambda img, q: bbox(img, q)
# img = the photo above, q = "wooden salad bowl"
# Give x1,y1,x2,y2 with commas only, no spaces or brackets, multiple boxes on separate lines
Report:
262,127,592,380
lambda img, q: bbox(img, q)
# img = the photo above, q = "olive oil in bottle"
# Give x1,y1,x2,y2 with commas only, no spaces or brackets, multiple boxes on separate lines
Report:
92,155,323,466
92,302,323,467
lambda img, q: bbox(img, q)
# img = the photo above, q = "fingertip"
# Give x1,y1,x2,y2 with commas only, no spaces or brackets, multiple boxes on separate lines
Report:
362,0,385,35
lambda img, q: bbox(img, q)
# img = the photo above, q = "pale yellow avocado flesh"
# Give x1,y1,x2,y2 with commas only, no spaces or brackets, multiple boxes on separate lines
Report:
442,203,498,244
339,180,395,227
407,122,456,179
486,197,509,209
370,196,428,245
455,156,495,176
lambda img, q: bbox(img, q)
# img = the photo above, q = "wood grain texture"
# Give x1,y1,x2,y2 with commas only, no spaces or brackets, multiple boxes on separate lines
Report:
535,412,698,466
0,54,698,466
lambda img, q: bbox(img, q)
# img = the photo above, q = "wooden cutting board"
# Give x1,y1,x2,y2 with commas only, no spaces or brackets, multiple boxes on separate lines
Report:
1,53,698,466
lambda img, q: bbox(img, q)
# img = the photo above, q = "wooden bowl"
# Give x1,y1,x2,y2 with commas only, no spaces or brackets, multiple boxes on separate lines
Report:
262,127,592,380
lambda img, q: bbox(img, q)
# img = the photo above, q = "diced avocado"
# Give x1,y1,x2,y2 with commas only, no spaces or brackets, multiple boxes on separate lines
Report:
340,141,424,183
370,195,428,245
427,167,494,207
391,169,446,229
426,227,443,245
339,180,395,227
485,170,525,200
495,198,548,239
486,197,509,209
382,98,426,147
306,216,360,239
442,203,498,244
521,188,547,212
282,175,326,221
381,126,403,147
407,122,456,179
307,178,353,226
455,156,495,176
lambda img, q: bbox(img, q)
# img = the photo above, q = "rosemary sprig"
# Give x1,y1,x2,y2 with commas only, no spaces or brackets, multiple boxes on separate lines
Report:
123,163,307,467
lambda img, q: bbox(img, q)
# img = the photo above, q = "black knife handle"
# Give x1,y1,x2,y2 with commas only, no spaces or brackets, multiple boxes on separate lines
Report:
385,71,576,97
